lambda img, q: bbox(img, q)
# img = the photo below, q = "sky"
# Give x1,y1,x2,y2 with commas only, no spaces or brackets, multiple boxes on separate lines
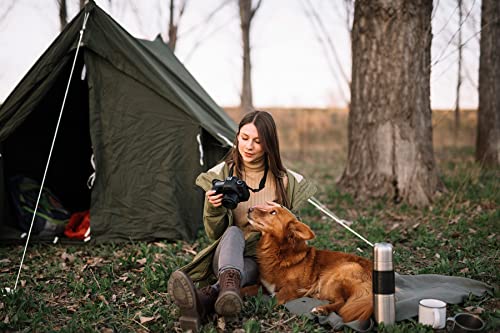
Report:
0,0,482,109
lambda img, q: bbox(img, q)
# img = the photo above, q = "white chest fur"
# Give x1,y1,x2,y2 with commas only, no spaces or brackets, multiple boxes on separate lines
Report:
260,278,276,296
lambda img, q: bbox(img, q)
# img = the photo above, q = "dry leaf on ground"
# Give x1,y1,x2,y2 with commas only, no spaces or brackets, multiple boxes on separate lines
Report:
139,315,156,324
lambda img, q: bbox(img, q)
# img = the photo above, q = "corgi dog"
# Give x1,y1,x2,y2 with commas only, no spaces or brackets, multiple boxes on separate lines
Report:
247,202,373,322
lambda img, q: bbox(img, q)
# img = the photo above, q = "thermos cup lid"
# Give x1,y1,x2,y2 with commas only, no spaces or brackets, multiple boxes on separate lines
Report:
374,242,393,264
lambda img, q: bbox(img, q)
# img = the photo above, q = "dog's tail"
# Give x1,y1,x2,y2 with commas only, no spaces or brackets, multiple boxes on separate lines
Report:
338,289,373,322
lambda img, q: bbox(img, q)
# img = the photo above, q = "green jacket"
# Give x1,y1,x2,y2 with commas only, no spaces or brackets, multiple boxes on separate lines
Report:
180,162,317,284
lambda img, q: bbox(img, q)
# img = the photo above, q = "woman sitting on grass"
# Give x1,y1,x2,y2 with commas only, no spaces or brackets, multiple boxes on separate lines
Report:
167,110,316,332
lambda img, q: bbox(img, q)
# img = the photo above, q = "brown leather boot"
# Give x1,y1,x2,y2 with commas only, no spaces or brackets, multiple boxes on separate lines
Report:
168,270,218,332
214,268,243,316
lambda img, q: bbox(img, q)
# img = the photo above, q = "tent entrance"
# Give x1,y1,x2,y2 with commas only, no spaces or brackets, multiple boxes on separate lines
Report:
3,53,92,235
0,1,238,243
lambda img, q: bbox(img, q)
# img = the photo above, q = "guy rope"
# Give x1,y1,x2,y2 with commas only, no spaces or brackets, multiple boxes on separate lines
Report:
12,12,91,292
308,196,374,247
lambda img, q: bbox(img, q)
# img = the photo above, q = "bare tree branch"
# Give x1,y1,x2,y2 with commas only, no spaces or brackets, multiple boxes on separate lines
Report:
127,0,148,38
179,0,232,39
305,0,350,85
432,0,478,67
431,0,441,21
463,62,478,89
299,0,348,104
344,0,354,39
327,0,354,43
465,0,480,42
433,1,460,37
302,0,350,92
432,54,459,84
250,0,262,21
183,14,237,63
56,0,68,32
0,0,16,24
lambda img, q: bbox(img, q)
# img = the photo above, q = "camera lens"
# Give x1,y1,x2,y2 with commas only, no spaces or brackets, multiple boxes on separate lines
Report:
221,193,239,209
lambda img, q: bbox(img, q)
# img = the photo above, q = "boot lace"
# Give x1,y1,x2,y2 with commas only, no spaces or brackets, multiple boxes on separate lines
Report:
221,269,240,287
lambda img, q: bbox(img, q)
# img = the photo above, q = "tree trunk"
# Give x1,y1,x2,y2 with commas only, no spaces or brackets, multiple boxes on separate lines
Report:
165,0,187,52
476,0,500,167
168,0,178,51
454,0,463,143
338,0,442,207
58,0,67,32
239,0,261,113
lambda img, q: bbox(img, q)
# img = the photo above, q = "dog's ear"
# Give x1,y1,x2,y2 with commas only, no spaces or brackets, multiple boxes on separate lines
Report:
292,221,315,240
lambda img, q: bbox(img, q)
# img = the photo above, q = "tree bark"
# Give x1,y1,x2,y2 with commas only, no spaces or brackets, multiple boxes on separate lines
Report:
476,0,500,167
239,0,261,113
168,0,178,51
338,0,443,207
166,0,187,52
454,0,463,143
57,0,67,32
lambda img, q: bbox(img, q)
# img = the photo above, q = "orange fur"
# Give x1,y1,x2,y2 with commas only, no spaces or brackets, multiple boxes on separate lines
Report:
247,202,373,322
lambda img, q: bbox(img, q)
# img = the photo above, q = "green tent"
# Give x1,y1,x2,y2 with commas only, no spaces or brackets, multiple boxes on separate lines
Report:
0,1,237,243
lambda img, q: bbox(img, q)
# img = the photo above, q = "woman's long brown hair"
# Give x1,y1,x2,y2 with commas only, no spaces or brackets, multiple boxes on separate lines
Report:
225,110,290,208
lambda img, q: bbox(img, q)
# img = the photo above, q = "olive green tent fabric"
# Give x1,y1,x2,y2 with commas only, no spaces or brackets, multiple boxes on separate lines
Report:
0,1,237,243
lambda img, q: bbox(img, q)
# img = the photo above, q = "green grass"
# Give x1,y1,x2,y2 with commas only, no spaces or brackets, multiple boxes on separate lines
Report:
0,147,498,332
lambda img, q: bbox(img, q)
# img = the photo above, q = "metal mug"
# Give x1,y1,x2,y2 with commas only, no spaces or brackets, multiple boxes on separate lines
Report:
447,313,485,333
418,299,447,329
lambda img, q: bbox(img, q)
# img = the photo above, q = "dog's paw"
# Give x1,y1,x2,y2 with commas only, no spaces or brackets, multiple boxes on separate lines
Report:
310,306,328,316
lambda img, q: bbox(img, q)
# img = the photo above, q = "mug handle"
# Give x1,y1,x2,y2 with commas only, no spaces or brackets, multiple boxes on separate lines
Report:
433,308,442,328
446,316,455,331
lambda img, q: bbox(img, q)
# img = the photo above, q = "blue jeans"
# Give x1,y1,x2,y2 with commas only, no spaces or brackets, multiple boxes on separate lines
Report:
212,226,258,287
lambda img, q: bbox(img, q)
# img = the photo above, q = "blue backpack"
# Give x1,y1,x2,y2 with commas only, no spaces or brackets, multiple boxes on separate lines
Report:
9,176,71,236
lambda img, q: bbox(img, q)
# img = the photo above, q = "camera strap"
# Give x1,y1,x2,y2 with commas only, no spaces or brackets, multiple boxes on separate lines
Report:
229,159,269,193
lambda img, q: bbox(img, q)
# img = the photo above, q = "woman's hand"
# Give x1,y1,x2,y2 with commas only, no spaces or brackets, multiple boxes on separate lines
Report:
206,190,223,208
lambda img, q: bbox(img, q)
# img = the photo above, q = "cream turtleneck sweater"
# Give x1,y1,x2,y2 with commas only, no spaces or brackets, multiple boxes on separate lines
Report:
232,158,278,239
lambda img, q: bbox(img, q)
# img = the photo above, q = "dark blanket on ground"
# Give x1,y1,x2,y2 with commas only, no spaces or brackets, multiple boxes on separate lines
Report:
284,273,492,332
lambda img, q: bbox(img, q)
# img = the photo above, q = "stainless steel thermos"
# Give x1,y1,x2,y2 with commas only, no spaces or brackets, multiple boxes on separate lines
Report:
373,242,395,325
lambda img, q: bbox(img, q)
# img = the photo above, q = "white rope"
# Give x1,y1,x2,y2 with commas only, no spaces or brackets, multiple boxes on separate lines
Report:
307,196,374,247
13,12,91,291
216,132,234,147
196,133,204,166
86,152,95,189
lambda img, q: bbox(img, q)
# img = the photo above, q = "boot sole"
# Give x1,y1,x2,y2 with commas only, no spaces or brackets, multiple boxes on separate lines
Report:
215,290,243,316
168,271,202,332
167,270,196,309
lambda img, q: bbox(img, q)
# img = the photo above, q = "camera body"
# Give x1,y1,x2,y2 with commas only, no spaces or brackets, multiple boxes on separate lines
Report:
211,176,251,209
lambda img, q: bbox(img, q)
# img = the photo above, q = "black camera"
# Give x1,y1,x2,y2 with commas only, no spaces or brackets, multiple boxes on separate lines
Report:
211,176,250,209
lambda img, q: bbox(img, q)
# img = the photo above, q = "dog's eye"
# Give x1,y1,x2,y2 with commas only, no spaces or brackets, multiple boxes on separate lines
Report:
270,210,277,215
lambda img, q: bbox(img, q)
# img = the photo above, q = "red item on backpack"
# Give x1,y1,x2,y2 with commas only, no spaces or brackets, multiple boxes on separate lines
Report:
64,210,90,240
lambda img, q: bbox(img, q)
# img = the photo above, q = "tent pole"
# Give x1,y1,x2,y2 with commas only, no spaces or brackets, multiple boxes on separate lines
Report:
13,12,91,291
